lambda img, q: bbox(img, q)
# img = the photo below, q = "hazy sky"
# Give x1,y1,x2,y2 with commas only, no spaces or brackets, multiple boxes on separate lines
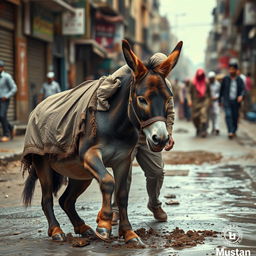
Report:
159,0,216,66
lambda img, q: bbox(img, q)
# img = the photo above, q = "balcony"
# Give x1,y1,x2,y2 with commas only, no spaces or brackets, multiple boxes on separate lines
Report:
29,0,76,14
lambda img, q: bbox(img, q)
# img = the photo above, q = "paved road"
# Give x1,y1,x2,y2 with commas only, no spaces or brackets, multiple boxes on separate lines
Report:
0,119,256,256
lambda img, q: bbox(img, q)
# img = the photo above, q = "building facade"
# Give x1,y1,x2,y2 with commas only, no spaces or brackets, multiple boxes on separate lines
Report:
0,0,172,125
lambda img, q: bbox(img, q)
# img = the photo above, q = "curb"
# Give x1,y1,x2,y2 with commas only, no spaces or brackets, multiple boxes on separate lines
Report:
0,152,22,162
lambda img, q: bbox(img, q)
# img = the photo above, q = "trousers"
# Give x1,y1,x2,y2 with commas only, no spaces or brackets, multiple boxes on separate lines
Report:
0,99,12,137
224,100,240,134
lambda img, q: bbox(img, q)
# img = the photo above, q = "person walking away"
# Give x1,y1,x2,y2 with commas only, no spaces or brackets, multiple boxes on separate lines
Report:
39,72,61,101
219,62,245,139
183,79,191,121
178,80,186,120
187,68,211,137
243,72,253,115
172,78,181,118
0,60,17,142
208,71,221,135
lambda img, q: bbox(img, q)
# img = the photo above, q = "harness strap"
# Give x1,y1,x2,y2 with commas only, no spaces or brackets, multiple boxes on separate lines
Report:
128,89,167,130
127,76,167,129
128,98,142,130
141,116,167,128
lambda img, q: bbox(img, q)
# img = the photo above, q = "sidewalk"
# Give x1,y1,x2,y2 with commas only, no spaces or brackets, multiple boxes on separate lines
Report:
0,135,24,161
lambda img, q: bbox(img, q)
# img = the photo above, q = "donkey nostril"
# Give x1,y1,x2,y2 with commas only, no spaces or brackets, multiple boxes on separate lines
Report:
152,134,160,145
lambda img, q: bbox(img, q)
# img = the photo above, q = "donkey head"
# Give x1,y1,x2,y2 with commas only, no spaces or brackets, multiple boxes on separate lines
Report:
122,40,183,152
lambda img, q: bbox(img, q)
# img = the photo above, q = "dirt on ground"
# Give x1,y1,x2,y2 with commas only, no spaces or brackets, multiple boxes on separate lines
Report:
0,160,21,173
66,233,91,247
112,227,219,249
163,151,222,165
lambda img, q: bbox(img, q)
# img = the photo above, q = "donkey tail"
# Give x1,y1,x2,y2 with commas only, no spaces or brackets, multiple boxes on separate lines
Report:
22,165,38,207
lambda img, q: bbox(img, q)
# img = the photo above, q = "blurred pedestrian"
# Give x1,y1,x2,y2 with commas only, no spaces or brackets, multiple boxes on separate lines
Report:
0,60,17,142
208,71,221,135
245,72,253,92
237,69,246,85
177,80,186,119
219,62,245,139
188,68,211,137
39,72,61,101
243,72,253,114
183,78,191,121
172,78,181,117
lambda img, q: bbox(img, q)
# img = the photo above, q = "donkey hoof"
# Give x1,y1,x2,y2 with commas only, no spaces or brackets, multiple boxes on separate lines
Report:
95,227,111,241
52,233,66,242
126,237,146,248
81,228,95,238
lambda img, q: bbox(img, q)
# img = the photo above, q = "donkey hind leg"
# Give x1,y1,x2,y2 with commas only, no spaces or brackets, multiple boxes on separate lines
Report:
82,146,115,241
33,155,65,241
59,178,95,238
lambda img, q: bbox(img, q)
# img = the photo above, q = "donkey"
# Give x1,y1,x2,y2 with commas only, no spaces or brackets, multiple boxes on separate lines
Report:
22,40,183,245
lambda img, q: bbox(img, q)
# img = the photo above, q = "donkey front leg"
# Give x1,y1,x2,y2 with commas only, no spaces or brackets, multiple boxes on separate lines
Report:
113,160,145,246
82,146,115,241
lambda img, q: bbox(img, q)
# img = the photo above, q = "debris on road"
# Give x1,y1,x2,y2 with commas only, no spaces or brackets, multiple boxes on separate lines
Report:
126,227,219,249
66,233,90,247
164,193,176,199
165,200,180,205
164,227,218,248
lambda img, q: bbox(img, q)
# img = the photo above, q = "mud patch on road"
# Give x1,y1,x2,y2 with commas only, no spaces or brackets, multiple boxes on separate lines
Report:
163,228,218,248
66,233,90,247
163,151,222,165
112,227,219,249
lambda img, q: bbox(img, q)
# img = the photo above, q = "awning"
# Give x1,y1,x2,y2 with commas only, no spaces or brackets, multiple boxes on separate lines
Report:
29,0,76,14
95,11,123,23
73,39,107,58
91,1,123,23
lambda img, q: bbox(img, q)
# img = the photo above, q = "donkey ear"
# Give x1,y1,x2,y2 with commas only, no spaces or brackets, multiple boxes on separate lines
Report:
122,40,147,79
154,41,183,77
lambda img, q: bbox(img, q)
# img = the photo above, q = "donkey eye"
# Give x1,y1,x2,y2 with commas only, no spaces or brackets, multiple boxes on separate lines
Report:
137,96,148,105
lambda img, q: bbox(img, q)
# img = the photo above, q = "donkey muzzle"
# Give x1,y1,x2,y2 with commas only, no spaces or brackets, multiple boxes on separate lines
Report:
143,121,169,152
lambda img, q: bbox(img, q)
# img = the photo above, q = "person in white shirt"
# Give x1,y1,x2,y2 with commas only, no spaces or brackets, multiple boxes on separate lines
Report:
40,72,61,101
208,71,221,135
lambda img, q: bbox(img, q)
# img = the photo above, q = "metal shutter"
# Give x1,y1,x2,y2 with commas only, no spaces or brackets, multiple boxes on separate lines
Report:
0,27,16,121
27,38,46,111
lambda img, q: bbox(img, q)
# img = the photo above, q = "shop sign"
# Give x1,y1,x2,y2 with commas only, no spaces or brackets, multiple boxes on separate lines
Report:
218,56,230,69
32,7,53,42
95,22,115,51
244,2,256,26
62,8,85,35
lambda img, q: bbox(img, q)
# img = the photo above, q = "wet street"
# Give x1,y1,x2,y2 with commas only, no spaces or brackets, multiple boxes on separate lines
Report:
0,119,256,256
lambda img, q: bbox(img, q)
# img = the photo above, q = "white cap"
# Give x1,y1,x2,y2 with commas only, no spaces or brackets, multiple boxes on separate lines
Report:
208,71,216,78
47,72,55,78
